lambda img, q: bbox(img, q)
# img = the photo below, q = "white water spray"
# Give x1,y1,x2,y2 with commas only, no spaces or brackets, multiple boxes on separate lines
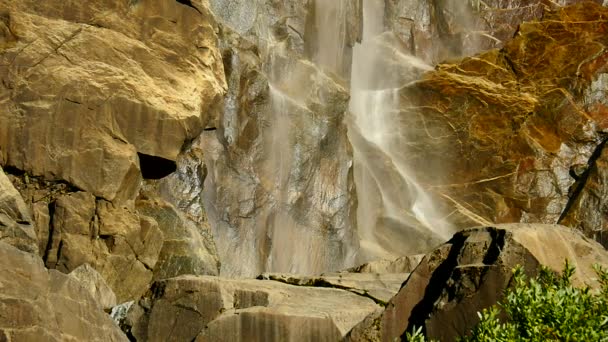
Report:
348,0,454,262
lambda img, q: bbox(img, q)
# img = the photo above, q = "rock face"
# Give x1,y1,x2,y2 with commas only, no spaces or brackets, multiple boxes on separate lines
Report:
347,255,424,274
201,0,362,276
384,0,605,64
560,140,608,247
0,241,127,341
0,0,225,302
69,263,118,311
136,193,220,281
127,275,379,342
0,0,225,201
389,3,608,246
347,224,608,342
0,166,37,254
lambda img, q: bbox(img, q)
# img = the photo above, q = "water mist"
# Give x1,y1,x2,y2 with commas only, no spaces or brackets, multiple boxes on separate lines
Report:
348,0,454,263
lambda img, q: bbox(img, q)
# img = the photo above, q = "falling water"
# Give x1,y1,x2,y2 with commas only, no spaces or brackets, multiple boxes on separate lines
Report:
248,0,356,275
311,0,348,76
348,0,454,262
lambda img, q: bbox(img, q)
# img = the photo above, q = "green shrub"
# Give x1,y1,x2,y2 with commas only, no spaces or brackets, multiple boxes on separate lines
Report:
406,262,608,341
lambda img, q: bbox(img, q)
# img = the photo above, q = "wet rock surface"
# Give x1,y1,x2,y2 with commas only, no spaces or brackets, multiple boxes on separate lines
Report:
202,0,361,276
560,139,608,247
126,275,379,342
394,3,608,245
347,224,608,342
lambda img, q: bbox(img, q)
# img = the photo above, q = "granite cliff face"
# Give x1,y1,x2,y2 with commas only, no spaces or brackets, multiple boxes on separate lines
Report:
0,0,225,303
0,0,608,341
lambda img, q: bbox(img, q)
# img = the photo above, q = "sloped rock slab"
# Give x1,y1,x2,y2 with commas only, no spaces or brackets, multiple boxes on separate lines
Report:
128,275,380,342
258,272,410,305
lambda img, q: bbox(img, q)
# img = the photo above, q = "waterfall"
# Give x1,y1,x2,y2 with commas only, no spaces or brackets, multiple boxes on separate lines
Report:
237,0,356,275
348,0,454,263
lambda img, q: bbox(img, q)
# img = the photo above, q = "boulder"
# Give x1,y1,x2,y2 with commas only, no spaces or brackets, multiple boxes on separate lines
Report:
44,191,164,302
347,224,608,342
128,275,380,342
0,166,37,253
69,263,117,311
0,241,127,341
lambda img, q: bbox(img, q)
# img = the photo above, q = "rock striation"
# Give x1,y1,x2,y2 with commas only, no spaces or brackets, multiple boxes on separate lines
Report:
390,2,608,247
0,0,225,302
0,241,127,341
347,224,608,342
125,275,380,342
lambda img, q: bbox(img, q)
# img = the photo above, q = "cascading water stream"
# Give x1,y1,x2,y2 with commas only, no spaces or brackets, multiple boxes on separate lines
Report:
207,0,464,277
246,0,356,275
348,0,454,262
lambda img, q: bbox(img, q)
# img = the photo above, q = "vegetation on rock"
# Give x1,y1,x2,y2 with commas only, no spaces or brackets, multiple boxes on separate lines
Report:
407,262,608,341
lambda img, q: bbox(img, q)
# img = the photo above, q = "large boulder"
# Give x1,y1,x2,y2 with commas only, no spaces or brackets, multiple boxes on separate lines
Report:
347,224,608,342
0,241,127,341
126,275,380,342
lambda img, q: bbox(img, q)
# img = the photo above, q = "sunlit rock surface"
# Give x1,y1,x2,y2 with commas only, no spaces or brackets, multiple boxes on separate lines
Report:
0,0,225,201
126,275,379,342
259,272,410,304
347,254,424,274
0,0,226,303
347,224,608,342
390,3,608,245
69,263,118,311
0,241,127,341
0,166,37,253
